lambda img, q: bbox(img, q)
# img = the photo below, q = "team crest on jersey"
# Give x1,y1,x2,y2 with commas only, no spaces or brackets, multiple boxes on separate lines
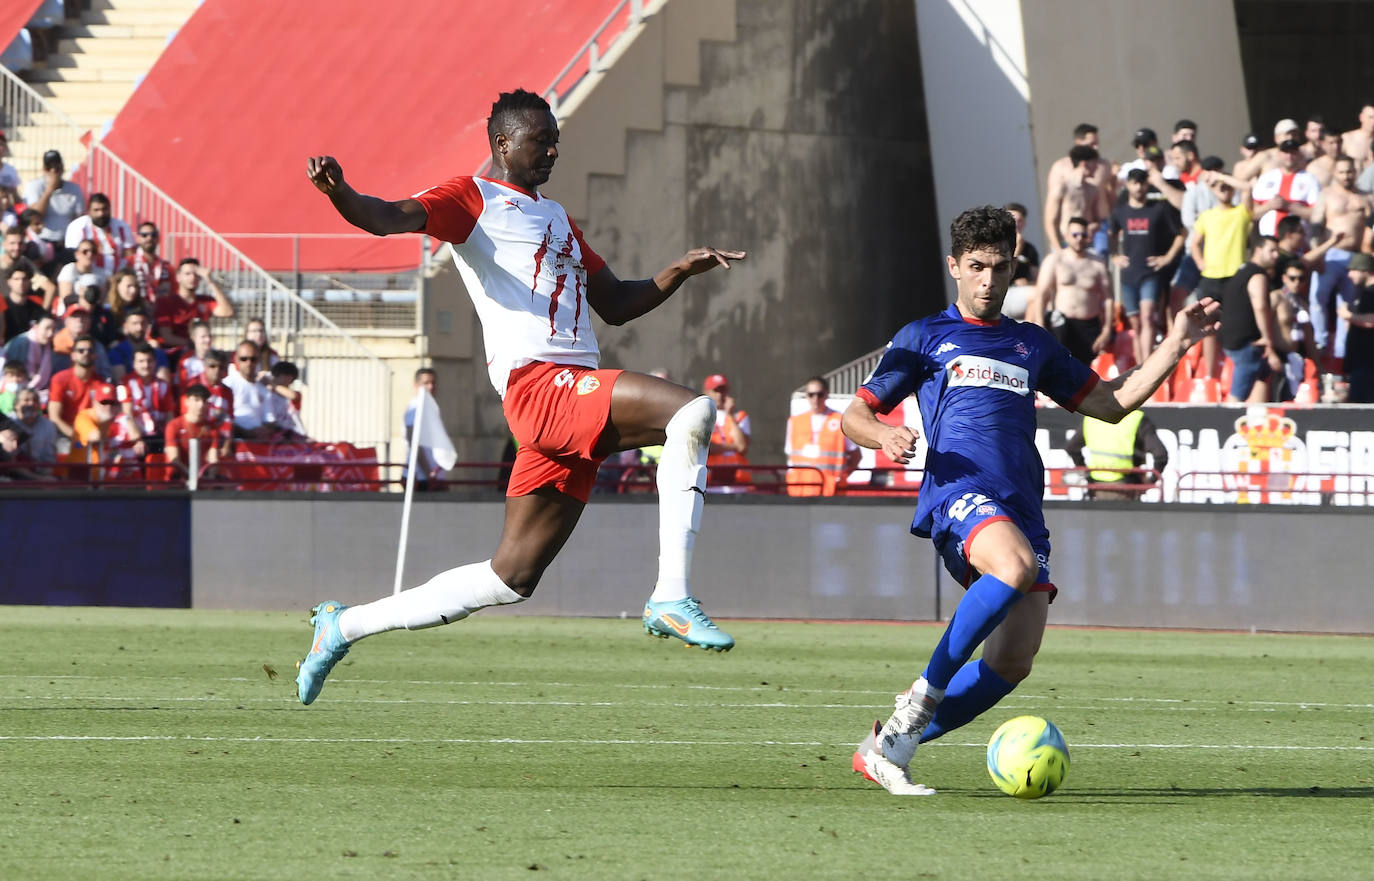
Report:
946,355,1030,395
1013,341,1031,361
575,375,601,396
976,503,997,516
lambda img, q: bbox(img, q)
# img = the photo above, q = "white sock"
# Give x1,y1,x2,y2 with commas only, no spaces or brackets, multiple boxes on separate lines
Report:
649,396,714,603
337,560,524,642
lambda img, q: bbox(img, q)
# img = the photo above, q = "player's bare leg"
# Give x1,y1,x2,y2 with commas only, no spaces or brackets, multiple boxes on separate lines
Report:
296,490,582,705
600,372,733,651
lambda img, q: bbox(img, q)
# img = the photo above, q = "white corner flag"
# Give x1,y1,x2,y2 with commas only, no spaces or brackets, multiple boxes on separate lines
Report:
393,387,457,595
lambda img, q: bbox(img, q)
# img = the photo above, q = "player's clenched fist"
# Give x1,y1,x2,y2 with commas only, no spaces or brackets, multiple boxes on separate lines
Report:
307,156,345,195
880,425,919,465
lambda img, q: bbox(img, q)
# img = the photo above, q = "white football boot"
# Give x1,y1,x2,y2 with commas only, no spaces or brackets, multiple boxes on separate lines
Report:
876,677,944,767
853,721,936,796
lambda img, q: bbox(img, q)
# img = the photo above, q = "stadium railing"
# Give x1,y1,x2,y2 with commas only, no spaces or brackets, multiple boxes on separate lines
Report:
0,65,395,456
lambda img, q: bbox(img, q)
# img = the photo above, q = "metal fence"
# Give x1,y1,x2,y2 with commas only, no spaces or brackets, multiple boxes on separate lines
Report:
1,64,395,453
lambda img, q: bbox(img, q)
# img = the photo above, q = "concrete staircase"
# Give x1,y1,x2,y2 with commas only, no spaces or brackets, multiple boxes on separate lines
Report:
12,0,199,182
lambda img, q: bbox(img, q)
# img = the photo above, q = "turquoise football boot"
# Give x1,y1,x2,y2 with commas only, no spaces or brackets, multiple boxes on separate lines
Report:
642,596,734,651
295,601,350,705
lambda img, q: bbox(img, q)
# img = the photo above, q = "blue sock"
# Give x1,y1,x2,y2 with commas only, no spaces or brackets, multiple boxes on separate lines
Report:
921,574,1022,689
919,659,1015,743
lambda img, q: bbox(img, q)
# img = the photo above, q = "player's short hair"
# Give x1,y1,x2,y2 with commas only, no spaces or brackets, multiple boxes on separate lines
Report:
1173,139,1198,157
1068,145,1098,166
487,88,552,139
949,206,1017,261
1072,122,1097,139
1002,202,1028,216
1275,215,1303,238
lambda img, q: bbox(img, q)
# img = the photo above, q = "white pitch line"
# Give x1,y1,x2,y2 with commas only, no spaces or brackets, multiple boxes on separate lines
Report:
0,734,1369,752
0,695,1358,713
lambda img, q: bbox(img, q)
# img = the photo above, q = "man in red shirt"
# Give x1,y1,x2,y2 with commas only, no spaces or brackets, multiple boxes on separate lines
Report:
196,349,234,430
46,333,101,440
153,258,234,351
165,383,228,474
129,222,174,305
118,344,175,448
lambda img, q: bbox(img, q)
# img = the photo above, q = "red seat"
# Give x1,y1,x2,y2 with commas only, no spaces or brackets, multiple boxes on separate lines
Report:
1090,351,1117,379
1218,357,1235,394
1187,377,1221,403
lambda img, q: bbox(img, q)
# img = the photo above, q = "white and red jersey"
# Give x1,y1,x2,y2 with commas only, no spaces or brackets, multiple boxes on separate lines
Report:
118,373,175,435
130,250,175,305
415,176,607,397
176,354,208,392
1252,168,1321,236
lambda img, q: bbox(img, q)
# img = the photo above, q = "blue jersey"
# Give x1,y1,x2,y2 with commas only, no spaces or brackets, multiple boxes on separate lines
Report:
857,304,1097,541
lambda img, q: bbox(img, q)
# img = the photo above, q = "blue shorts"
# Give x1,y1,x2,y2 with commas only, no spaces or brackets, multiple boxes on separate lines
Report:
930,491,1057,601
1171,254,1201,292
1223,344,1270,400
1118,273,1165,316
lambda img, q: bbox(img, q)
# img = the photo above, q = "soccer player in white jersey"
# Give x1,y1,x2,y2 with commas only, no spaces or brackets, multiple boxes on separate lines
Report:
294,89,745,705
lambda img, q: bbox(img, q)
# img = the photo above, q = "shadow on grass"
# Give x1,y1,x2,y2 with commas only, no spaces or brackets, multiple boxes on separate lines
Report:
966,785,1374,800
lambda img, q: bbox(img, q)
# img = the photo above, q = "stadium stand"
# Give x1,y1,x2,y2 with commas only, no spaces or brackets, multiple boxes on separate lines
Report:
98,0,630,273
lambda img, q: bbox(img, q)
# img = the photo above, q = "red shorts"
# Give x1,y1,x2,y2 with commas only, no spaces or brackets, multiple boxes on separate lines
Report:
503,361,623,502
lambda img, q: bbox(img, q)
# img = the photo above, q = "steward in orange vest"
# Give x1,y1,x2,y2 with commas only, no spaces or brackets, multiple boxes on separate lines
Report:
785,377,859,496
702,372,750,489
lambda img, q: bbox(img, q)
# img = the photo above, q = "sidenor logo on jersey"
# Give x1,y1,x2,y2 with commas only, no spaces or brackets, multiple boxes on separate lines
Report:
945,355,1029,395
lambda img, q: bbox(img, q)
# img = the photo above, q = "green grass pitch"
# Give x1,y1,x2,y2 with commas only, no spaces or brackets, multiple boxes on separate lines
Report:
1,606,1370,880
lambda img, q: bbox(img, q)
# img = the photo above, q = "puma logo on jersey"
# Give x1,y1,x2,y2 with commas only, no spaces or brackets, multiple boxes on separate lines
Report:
935,342,960,356
946,356,1029,395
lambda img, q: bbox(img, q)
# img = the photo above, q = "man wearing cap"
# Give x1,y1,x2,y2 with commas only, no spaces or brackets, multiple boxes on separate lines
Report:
63,193,134,276
47,332,104,440
51,298,112,377
1340,104,1374,172
20,151,84,258
1118,128,1180,182
1337,252,1374,402
1252,136,1321,238
702,372,750,492
1,264,47,343
1110,168,1184,365
1235,132,1266,182
1238,119,1306,182
70,381,143,473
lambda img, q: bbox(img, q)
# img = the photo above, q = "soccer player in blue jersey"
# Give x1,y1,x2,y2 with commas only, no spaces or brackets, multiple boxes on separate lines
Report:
846,206,1220,795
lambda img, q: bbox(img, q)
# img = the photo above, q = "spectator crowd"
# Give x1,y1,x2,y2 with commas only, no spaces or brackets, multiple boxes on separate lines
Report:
1019,106,1374,405
0,141,310,482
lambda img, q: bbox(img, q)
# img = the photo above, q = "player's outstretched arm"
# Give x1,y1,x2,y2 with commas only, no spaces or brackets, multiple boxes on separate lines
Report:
306,156,427,236
587,247,745,326
1078,298,1221,422
841,396,918,464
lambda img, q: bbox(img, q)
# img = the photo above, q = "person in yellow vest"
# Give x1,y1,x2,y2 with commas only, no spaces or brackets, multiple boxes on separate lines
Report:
1065,409,1168,500
785,376,860,496
702,373,750,492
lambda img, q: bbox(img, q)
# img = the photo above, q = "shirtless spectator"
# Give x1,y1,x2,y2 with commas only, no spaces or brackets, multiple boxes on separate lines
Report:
1109,169,1184,365
1301,115,1325,161
129,222,174,305
1044,145,1111,255
1236,120,1303,181
118,344,175,450
1252,137,1320,237
154,259,234,352
1310,155,1373,364
56,240,109,303
165,384,230,475
1003,202,1039,319
1340,104,1374,171
1045,124,1114,220
1030,216,1113,364
63,193,134,275
1235,133,1265,183
1271,257,1317,399
1307,129,1345,188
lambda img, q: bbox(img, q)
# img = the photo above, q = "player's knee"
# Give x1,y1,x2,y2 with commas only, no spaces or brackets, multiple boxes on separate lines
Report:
489,559,542,597
667,395,715,442
983,646,1036,684
986,552,1038,593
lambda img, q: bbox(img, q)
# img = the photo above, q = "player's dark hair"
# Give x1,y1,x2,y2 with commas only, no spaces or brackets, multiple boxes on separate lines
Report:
1173,118,1197,133
949,206,1017,261
1277,256,1304,276
123,305,149,321
184,383,210,400
1173,139,1198,157
132,343,155,357
1256,235,1279,251
1072,123,1097,139
1275,215,1303,239
271,361,299,381
1067,216,1089,228
1068,145,1098,167
487,89,552,139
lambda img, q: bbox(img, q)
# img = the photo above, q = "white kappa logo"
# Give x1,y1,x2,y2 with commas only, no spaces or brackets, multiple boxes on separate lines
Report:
935,342,961,356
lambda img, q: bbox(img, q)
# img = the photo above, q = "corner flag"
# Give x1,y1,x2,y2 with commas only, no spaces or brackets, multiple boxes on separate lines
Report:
393,387,456,594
